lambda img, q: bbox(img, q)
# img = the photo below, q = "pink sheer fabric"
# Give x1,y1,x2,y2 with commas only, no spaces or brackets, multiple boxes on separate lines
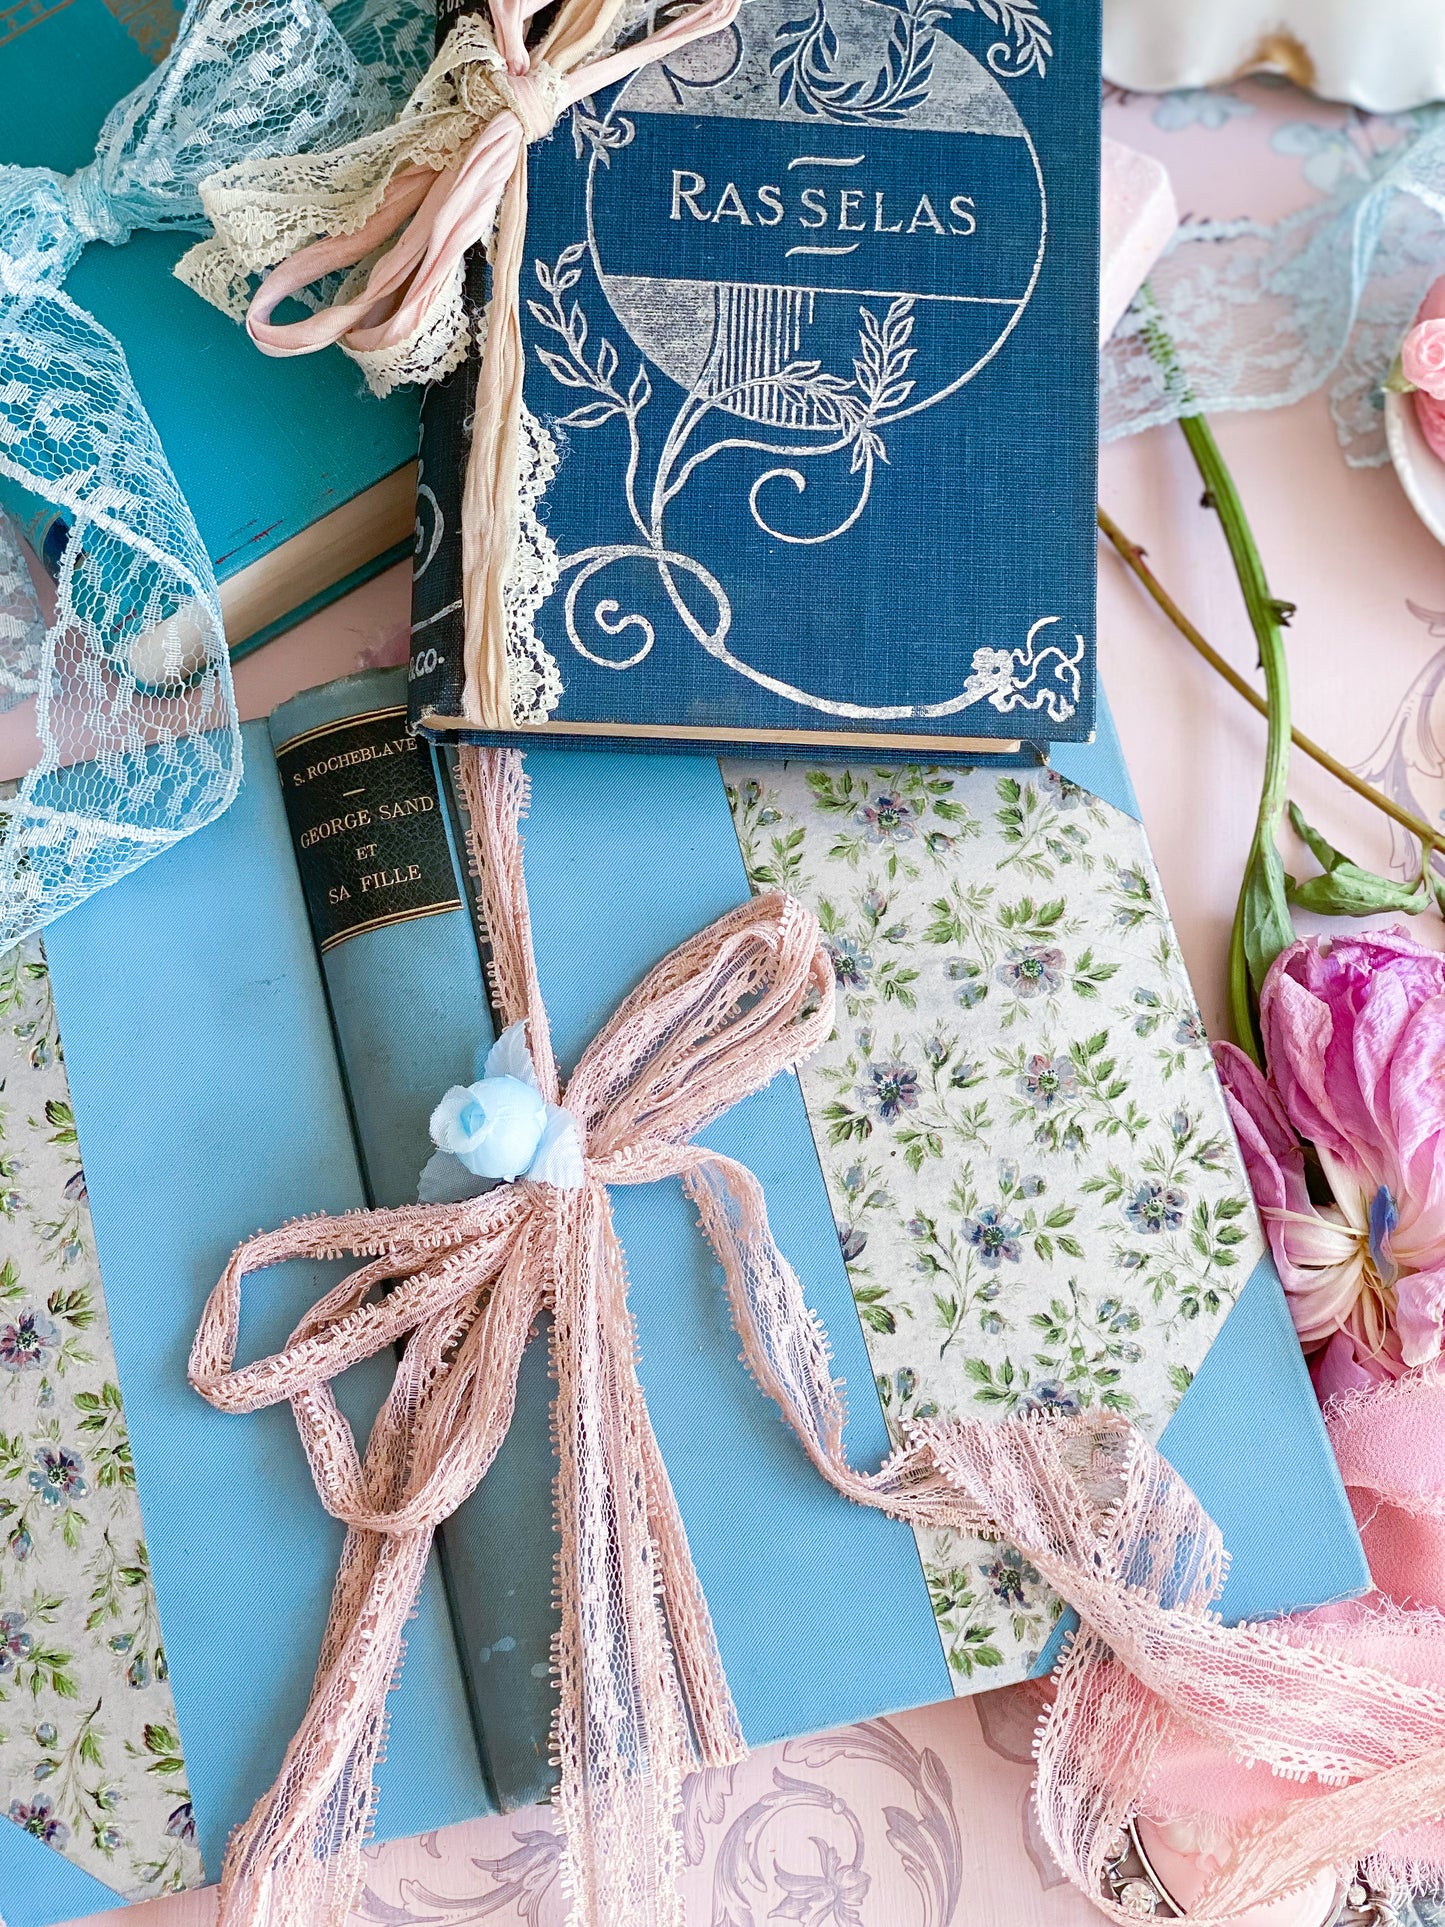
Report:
1138,1371,1445,1905
190,752,1445,1927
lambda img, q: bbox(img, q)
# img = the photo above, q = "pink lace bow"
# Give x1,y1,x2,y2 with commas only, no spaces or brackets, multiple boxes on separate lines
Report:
189,749,1445,1927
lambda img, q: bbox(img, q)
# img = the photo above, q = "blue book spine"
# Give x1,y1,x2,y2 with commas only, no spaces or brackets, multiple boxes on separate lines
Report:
268,668,563,1810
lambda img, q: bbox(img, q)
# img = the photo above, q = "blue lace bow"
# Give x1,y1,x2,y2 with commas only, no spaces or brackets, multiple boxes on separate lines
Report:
0,0,429,945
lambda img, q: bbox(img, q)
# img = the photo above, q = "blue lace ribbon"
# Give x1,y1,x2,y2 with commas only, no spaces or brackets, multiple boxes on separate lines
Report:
1102,111,1445,467
0,0,429,946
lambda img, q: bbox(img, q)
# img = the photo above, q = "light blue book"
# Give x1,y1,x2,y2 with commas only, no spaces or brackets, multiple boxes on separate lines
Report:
5,672,1366,1921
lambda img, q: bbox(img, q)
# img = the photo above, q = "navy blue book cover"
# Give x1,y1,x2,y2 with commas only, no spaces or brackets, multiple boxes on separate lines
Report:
411,0,1099,756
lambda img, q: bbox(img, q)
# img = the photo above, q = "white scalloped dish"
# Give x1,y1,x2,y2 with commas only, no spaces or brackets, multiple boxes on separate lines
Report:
1387,389,1445,552
1103,0,1445,112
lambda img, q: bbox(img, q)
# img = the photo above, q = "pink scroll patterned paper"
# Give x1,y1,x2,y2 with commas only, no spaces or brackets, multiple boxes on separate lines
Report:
64,1691,1101,1927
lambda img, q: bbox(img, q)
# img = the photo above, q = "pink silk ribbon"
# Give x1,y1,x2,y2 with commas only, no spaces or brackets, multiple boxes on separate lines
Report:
190,746,1445,1927
239,0,740,364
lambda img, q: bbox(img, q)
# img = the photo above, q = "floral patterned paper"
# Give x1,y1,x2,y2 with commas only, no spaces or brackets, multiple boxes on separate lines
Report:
0,942,202,1903
722,759,1264,1689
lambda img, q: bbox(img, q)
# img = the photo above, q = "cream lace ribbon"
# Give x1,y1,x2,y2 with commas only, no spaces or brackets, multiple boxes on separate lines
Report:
190,745,1445,1927
182,0,740,731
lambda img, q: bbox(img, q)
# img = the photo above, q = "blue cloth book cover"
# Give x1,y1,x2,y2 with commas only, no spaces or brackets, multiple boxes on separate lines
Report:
409,0,1100,755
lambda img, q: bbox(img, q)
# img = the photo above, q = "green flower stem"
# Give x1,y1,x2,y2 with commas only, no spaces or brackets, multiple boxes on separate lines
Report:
1096,505,1445,864
1175,414,1296,1060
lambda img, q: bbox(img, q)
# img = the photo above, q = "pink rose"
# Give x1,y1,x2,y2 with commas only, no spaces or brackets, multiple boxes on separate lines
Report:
1402,276,1445,460
1414,388,1445,465
1402,318,1445,401
1215,928,1445,1374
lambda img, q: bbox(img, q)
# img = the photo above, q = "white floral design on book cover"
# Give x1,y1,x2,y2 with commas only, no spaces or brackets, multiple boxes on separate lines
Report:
724,759,1265,1688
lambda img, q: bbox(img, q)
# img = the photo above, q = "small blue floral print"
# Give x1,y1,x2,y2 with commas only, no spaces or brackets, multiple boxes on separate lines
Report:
1125,1183,1187,1235
996,945,1063,998
1021,1379,1083,1417
996,1163,1044,1199
983,1548,1041,1607
1018,1052,1078,1111
32,1722,55,1747
1111,871,1151,925
863,1061,919,1121
9,1795,68,1847
166,1802,196,1843
946,956,988,1009
0,1310,60,1372
827,935,873,988
0,1610,31,1675
854,793,917,843
1175,1010,1206,1048
962,1206,1023,1268
1040,768,1082,810
1153,88,1253,132
28,1444,86,1507
837,1223,867,1262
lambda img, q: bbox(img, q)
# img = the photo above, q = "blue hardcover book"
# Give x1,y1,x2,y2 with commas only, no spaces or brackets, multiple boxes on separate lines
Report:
0,0,419,659
2,673,1366,1921
409,0,1100,756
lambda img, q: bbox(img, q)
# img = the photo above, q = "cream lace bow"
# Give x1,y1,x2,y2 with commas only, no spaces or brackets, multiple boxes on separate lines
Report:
187,0,742,730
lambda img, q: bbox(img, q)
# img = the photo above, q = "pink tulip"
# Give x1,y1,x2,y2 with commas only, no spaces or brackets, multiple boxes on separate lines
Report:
1215,929,1445,1373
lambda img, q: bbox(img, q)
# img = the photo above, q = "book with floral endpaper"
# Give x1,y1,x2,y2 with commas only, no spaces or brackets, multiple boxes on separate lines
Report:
0,671,1365,1925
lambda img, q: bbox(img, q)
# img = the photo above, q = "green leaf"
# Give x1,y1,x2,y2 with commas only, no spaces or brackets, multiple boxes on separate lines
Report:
1240,833,1294,997
1286,806,1433,917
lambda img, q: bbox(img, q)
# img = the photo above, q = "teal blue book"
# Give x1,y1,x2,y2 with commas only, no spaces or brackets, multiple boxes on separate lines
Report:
9,669,1367,1920
411,0,1099,757
0,0,418,659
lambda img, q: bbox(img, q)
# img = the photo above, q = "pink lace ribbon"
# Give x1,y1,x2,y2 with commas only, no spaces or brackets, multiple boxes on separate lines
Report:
188,746,1445,1927
1138,1371,1445,1909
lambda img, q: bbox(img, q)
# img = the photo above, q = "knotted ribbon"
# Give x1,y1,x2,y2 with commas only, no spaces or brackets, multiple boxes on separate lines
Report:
190,0,740,732
190,743,1445,1927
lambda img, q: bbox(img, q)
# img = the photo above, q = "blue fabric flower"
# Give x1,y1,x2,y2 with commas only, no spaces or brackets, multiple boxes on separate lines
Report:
420,1022,583,1200
429,1075,546,1181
